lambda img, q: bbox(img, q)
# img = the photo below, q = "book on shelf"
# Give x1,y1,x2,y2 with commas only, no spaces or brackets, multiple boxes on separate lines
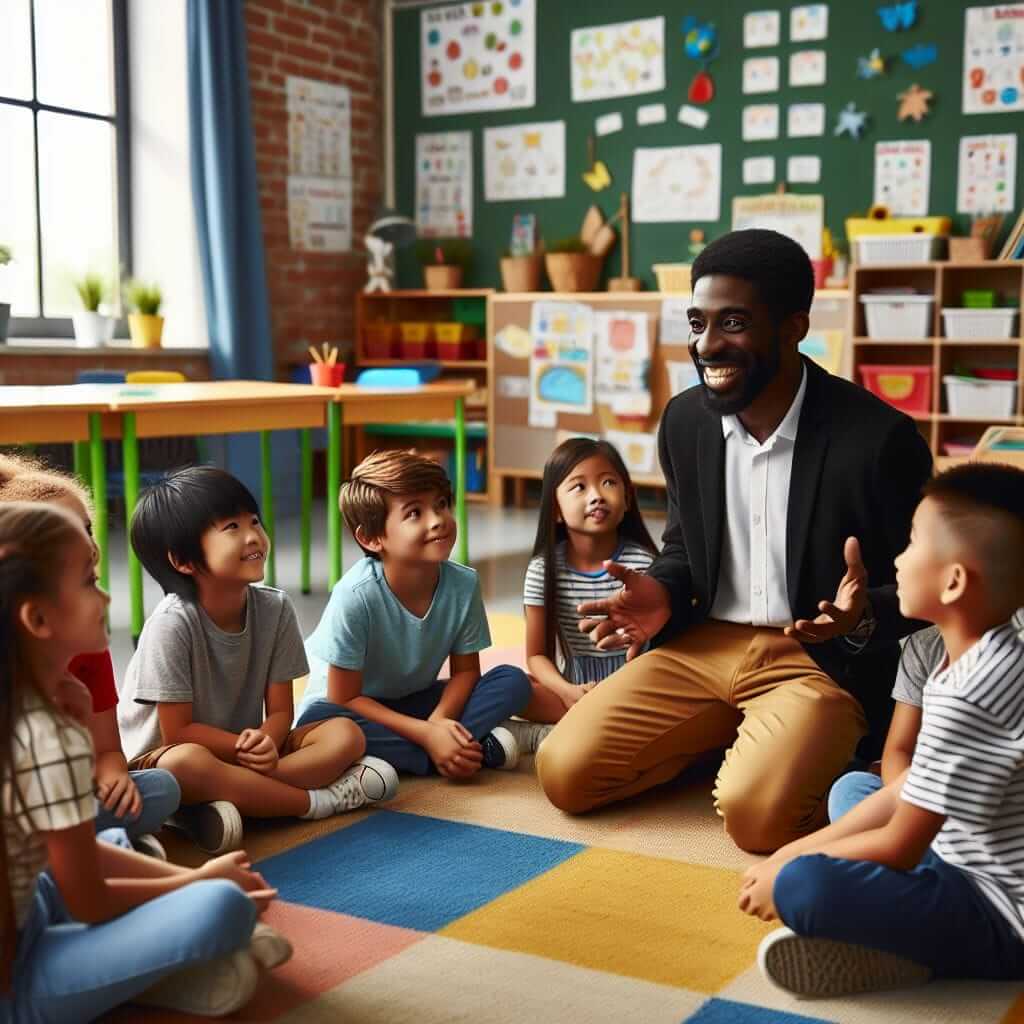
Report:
998,209,1024,260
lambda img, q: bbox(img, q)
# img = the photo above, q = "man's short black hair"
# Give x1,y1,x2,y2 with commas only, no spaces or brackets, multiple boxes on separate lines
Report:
691,228,815,322
130,466,260,600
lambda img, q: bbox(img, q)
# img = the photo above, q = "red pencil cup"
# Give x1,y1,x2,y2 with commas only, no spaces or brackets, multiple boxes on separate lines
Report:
310,363,345,387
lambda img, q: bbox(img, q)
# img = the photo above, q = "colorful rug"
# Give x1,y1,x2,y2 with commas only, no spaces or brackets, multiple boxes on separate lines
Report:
123,614,1024,1023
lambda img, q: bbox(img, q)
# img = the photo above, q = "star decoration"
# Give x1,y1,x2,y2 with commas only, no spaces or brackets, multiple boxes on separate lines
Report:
898,83,933,122
834,101,868,139
857,48,886,79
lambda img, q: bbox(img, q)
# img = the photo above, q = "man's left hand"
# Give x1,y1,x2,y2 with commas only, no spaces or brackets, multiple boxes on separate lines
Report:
784,536,867,644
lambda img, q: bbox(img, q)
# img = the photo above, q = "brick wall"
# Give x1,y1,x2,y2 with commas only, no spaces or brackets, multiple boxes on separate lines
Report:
245,0,383,380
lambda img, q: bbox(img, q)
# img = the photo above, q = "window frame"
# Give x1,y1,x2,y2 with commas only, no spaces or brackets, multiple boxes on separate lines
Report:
2,0,132,338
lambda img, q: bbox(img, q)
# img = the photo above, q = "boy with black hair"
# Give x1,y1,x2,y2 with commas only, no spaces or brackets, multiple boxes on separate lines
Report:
294,449,531,778
740,462,1024,997
120,467,397,854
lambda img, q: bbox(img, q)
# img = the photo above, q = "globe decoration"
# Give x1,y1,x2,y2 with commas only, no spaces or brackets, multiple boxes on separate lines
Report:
682,17,718,104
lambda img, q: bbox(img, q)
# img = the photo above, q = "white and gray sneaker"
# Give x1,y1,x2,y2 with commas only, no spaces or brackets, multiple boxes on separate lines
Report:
132,832,168,860
325,756,400,813
138,950,259,1017
249,922,293,970
167,801,243,855
758,927,932,999
481,726,520,770
501,719,554,756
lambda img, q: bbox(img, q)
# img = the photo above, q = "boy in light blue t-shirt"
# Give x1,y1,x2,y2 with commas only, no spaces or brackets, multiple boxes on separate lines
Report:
295,450,531,779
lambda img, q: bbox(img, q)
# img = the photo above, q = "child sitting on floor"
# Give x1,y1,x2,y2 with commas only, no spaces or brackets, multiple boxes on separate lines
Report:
0,453,180,857
504,438,658,755
119,466,395,855
0,501,288,1022
738,463,1024,998
294,449,531,778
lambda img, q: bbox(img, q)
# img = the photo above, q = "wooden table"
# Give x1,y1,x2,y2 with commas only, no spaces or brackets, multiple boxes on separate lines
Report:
0,379,475,640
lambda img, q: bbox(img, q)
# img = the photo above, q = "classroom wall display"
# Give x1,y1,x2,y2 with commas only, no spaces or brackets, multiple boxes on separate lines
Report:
421,0,535,116
743,103,780,141
799,330,844,375
787,155,821,183
637,103,667,125
604,429,657,475
732,193,824,258
962,3,1024,114
787,102,827,137
631,145,722,222
874,139,931,215
743,156,777,184
594,311,653,418
666,360,701,394
529,301,595,422
570,16,665,102
790,3,829,41
956,132,1017,212
789,50,828,87
743,56,780,94
744,9,781,47
484,121,565,201
414,131,473,238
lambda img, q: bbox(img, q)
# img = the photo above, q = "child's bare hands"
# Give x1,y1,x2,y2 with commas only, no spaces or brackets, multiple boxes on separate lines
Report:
96,768,142,820
235,729,279,774
424,719,482,778
199,851,277,913
738,859,783,921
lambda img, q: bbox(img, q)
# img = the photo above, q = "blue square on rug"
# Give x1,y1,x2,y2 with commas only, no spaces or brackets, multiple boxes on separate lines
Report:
258,810,585,932
682,999,833,1023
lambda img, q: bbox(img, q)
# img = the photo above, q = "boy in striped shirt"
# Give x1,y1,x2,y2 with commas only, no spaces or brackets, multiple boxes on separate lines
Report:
738,462,1024,998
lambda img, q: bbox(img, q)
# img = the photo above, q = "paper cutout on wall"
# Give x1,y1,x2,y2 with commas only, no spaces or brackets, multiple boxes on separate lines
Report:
595,112,624,136
595,312,652,419
874,140,931,216
789,50,827,87
666,360,701,394
790,4,829,41
787,102,826,137
421,1,535,116
484,121,565,201
857,48,886,78
732,193,824,258
902,43,937,68
743,57,780,94
744,9,781,48
799,331,843,374
743,104,780,141
743,156,776,184
631,145,722,222
571,16,665,102
637,103,667,125
415,131,472,239
898,83,933,122
962,4,1024,115
495,324,533,359
529,302,594,421
497,374,530,398
787,155,821,183
604,430,657,475
834,101,868,139
660,300,692,343
678,105,710,129
878,0,917,31
957,133,1017,214
682,17,719,105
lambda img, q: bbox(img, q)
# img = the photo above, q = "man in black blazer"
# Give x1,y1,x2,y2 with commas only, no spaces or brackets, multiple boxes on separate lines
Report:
535,229,933,853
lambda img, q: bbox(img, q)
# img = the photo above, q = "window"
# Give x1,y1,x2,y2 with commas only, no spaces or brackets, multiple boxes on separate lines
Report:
0,0,130,336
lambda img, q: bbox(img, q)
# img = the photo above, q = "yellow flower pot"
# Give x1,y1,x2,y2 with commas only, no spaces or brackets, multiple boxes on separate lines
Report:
128,313,164,349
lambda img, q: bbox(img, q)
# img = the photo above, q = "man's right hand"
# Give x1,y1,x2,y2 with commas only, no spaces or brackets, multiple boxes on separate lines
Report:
577,562,672,662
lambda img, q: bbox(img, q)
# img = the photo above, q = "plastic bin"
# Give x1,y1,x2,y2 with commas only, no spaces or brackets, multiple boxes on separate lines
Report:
437,338,475,360
453,297,487,327
399,322,434,343
860,293,934,340
364,322,398,359
962,290,995,309
943,376,1017,419
401,338,436,360
854,234,943,264
942,441,976,457
435,323,479,343
859,364,932,413
941,308,1019,340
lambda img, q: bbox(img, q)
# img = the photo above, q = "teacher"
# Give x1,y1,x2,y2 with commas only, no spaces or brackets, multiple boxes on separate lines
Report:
535,229,933,853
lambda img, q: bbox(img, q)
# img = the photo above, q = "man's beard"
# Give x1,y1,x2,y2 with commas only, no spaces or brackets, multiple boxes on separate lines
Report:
689,334,782,416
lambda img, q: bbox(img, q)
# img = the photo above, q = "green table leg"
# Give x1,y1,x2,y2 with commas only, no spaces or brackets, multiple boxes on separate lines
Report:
73,440,91,489
122,413,143,644
455,397,468,565
88,414,109,594
260,431,276,588
300,428,312,594
327,402,342,588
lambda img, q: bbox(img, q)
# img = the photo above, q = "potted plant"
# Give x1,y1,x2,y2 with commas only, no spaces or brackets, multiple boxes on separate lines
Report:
499,244,544,293
71,272,116,347
544,236,602,293
125,279,164,348
0,245,11,344
416,238,471,291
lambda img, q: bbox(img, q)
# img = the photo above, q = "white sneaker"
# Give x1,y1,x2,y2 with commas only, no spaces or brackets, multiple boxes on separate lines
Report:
758,926,932,999
501,719,554,756
249,922,293,970
133,833,168,860
137,950,259,1017
168,801,243,854
325,756,399,812
481,726,520,770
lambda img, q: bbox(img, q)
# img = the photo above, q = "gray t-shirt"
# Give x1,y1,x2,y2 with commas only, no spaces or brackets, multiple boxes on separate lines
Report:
118,586,309,761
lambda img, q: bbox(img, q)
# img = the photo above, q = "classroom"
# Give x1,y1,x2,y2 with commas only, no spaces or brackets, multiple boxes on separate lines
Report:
3,0,1024,1021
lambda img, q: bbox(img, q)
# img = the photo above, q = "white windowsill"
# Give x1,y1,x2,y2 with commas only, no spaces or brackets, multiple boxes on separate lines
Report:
0,338,208,356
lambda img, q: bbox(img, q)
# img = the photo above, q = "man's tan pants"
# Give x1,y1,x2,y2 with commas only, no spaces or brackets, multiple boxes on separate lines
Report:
535,620,867,853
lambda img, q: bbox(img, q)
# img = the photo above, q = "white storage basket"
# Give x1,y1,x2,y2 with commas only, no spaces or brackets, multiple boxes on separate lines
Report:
941,308,1019,340
943,376,1017,419
854,234,943,265
860,294,934,340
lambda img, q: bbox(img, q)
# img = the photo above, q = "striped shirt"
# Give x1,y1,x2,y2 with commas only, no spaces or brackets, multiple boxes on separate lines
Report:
902,621,1024,939
523,539,655,684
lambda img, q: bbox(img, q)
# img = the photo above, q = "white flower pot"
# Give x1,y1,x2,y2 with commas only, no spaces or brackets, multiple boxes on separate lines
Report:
72,311,115,348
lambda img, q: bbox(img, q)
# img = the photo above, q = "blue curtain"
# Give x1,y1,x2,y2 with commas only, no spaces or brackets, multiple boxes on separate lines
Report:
187,0,275,494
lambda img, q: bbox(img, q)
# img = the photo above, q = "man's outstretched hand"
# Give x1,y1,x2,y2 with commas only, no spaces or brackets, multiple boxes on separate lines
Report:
577,562,672,662
785,536,868,644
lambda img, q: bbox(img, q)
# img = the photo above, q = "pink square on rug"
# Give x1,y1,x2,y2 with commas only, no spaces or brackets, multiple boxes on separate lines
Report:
111,901,424,1022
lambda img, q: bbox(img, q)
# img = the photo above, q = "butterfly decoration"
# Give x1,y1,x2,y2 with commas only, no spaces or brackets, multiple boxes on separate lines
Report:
856,48,886,79
834,101,869,139
582,134,612,192
902,43,937,69
878,0,917,32
682,17,718,104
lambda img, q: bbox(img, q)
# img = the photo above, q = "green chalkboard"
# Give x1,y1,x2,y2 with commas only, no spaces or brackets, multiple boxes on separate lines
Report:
392,1,1024,290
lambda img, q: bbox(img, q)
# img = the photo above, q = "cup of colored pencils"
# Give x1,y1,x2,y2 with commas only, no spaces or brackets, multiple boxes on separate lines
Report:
309,343,345,387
